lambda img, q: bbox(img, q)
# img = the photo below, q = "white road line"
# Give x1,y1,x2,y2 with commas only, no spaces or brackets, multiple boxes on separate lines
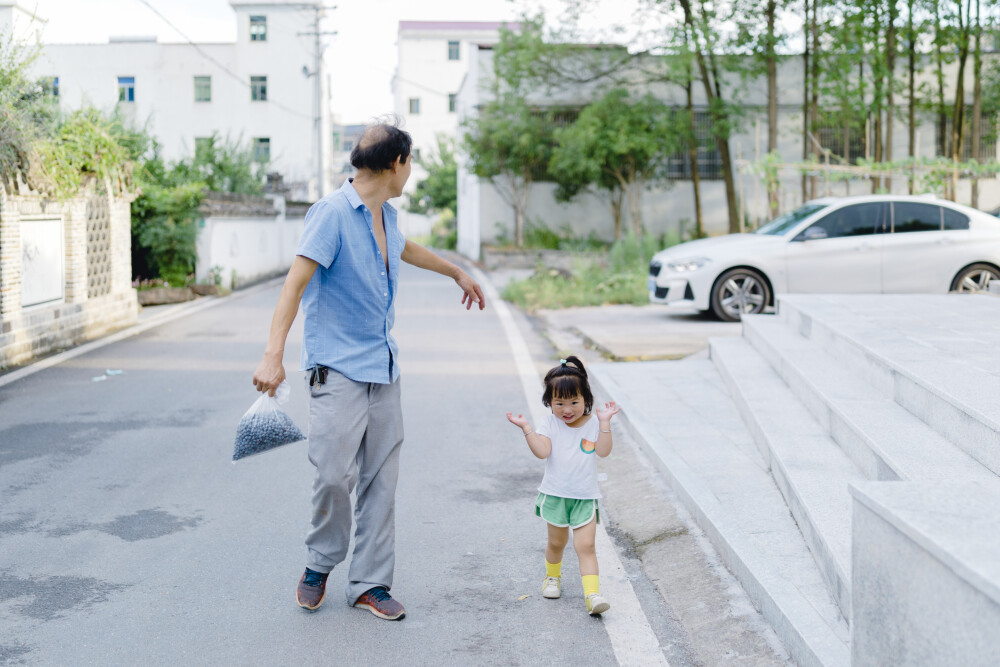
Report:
0,278,283,389
468,264,669,667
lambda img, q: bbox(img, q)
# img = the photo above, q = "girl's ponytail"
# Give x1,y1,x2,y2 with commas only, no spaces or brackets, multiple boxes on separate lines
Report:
561,355,587,378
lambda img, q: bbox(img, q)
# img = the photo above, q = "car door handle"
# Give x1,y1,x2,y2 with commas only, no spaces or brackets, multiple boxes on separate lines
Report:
937,237,952,245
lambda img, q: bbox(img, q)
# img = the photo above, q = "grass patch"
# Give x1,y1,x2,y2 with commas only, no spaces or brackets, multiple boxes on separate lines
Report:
502,233,674,311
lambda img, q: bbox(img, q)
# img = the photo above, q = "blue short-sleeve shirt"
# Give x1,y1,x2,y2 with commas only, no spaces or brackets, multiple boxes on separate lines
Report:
296,179,406,384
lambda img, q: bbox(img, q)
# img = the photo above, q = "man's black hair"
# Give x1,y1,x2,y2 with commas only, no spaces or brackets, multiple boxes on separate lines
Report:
541,355,594,415
350,119,412,173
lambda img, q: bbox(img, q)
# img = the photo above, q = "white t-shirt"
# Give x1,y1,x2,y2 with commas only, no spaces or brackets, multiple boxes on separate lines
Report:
536,413,601,499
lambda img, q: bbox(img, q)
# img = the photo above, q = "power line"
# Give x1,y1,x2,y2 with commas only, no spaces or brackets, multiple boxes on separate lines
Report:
134,0,313,120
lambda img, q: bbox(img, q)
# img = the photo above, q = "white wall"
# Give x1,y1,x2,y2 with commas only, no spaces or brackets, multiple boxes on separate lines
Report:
195,205,304,289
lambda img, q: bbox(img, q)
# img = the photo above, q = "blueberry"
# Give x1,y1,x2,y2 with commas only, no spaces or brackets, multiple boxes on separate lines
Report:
233,409,306,461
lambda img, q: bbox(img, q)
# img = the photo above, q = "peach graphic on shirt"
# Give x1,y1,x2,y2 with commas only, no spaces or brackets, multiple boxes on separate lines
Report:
580,438,596,454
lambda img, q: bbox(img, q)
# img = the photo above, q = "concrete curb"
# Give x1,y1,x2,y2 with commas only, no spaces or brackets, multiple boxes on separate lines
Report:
590,366,850,667
0,277,283,389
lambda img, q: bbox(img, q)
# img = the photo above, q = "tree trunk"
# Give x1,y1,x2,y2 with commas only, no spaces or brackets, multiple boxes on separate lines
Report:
766,0,779,213
872,2,884,193
686,79,705,238
809,0,821,199
949,0,972,201
628,162,644,236
885,0,897,192
908,0,916,194
802,0,810,203
610,187,624,240
679,0,740,233
971,0,982,207
934,0,948,174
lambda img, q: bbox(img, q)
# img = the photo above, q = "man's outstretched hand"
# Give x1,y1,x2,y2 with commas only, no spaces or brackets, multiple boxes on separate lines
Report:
456,271,486,311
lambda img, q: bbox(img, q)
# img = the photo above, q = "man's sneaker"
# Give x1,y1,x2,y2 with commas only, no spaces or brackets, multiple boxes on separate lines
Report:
296,568,328,611
542,576,561,599
586,593,610,616
354,586,406,620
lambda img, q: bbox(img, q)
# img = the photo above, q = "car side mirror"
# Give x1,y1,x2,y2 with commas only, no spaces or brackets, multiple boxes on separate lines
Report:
802,226,828,241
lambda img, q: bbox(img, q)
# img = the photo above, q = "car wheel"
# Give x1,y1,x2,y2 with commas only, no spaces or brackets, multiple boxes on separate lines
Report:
950,263,1000,293
710,268,771,322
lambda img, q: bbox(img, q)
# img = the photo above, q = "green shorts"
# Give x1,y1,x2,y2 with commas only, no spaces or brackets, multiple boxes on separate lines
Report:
535,493,599,529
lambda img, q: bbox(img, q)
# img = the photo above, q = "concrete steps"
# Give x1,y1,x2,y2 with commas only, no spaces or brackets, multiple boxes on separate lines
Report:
709,337,862,620
776,294,1000,477
592,361,850,667
593,294,1000,666
741,314,1000,486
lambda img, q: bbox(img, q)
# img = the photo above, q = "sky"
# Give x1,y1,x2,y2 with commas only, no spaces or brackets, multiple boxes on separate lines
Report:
18,0,519,121
19,0,652,121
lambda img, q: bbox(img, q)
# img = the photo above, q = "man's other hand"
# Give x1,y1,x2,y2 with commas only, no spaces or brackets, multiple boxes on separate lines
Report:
456,272,486,311
253,355,286,396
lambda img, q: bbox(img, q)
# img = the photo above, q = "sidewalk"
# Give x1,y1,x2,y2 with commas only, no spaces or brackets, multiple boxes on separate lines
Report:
538,303,741,361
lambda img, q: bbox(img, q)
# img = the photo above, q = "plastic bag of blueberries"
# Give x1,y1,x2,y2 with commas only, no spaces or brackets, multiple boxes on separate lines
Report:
232,381,306,461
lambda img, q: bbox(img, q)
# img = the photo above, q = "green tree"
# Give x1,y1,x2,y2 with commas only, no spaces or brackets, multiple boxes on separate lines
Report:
407,135,457,216
130,134,268,281
550,88,677,238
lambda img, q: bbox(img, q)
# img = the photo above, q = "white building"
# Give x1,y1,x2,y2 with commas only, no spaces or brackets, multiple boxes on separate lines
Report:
0,0,331,202
393,21,514,171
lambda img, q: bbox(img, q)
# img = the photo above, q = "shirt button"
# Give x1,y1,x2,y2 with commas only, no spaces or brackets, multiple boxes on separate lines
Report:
381,272,385,276
384,292,388,296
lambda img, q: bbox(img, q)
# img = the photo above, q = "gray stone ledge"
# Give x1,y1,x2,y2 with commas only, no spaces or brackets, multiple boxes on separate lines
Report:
849,481,1000,606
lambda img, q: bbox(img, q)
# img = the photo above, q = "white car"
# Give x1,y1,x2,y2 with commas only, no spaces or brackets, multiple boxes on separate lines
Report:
648,194,1000,321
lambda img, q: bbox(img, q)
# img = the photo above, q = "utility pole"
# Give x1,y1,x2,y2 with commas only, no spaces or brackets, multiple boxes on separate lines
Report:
299,4,337,199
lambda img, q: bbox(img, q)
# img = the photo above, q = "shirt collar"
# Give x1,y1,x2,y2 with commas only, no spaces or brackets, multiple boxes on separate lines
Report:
341,178,364,210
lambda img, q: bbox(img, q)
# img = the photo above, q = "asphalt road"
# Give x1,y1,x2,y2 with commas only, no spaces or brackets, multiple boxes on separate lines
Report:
0,264,630,665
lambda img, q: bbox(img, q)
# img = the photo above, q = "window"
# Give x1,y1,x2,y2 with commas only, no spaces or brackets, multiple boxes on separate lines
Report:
756,203,828,236
893,203,941,233
665,111,723,180
41,76,59,98
448,40,460,60
412,148,422,162
251,75,267,101
448,93,457,113
342,141,353,151
250,15,267,41
937,111,998,161
942,208,970,231
117,76,135,103
194,137,212,157
802,203,886,239
194,76,211,102
409,97,420,114
816,125,867,165
253,137,270,162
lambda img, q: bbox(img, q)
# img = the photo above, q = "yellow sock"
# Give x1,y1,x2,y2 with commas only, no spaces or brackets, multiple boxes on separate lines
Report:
545,560,562,578
582,575,600,597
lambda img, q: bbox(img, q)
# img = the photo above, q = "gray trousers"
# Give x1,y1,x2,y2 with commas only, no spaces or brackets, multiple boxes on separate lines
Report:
304,369,404,605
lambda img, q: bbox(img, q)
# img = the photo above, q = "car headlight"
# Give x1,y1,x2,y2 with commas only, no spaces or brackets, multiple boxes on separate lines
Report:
666,257,710,272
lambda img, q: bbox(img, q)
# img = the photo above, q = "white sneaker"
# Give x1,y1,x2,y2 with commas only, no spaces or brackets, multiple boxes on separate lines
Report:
586,593,610,615
542,576,561,599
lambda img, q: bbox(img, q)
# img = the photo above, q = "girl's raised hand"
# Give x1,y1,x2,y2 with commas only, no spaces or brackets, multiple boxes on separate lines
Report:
595,401,621,421
506,412,530,430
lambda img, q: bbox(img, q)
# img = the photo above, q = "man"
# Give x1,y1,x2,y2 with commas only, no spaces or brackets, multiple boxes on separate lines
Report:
252,120,485,620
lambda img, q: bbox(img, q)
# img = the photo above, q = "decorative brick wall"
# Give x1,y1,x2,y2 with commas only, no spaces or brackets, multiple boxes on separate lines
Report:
0,188,139,370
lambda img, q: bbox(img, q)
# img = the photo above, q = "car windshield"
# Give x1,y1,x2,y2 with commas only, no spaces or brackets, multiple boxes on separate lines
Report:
754,203,828,236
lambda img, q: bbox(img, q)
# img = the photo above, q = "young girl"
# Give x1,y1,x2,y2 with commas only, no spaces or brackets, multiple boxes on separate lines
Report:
506,356,621,616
